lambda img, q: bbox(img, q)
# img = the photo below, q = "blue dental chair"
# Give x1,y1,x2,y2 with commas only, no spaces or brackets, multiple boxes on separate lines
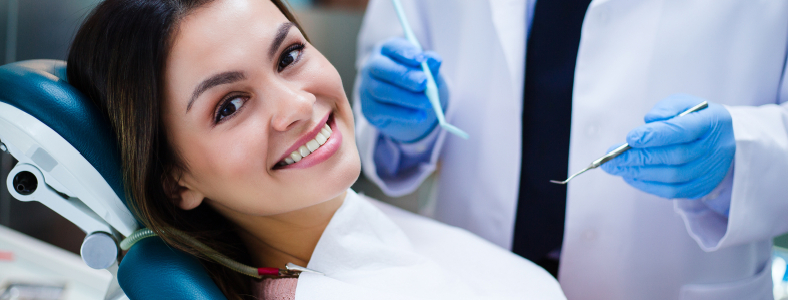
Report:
0,59,226,299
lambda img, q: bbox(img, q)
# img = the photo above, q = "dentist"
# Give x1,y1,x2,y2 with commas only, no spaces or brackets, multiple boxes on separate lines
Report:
353,0,788,299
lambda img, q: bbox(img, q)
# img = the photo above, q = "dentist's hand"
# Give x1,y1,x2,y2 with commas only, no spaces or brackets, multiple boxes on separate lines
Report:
359,37,447,143
602,94,735,199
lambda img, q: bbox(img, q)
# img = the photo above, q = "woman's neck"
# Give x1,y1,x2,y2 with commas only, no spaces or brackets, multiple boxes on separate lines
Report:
230,190,347,268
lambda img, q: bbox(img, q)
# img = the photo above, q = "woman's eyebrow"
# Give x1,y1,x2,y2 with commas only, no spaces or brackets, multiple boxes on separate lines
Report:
268,22,296,60
187,71,246,113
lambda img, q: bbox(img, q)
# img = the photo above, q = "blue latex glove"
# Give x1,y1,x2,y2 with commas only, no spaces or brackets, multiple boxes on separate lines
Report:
359,37,448,143
601,94,736,199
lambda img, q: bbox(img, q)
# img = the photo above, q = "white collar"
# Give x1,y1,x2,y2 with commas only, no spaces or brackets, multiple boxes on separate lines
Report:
294,190,566,300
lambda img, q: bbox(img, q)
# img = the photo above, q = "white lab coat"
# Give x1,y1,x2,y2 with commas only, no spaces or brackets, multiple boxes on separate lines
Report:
353,0,788,299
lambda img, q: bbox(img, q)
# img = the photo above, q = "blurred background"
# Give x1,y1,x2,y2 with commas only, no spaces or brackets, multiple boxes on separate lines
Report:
0,0,435,256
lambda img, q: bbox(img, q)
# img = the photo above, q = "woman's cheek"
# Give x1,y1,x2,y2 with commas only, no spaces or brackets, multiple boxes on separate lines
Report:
195,141,265,199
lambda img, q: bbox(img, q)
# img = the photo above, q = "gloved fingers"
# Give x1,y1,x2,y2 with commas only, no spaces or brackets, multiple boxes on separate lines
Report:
422,50,443,75
366,55,427,92
363,77,433,110
643,94,707,123
380,37,426,67
361,93,428,125
603,154,713,183
625,110,710,148
435,72,449,109
380,38,445,74
363,108,427,127
622,176,710,199
602,139,709,167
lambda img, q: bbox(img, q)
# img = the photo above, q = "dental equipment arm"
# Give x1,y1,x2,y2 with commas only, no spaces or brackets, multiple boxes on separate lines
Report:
0,60,142,300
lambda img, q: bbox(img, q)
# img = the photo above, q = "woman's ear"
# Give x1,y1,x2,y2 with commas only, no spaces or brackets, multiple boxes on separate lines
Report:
178,186,204,210
162,171,204,210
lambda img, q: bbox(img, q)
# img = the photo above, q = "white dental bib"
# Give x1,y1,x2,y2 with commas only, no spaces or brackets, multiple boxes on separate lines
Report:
294,190,566,299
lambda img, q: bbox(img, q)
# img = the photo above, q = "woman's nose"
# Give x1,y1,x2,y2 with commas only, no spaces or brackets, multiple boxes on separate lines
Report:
270,84,316,132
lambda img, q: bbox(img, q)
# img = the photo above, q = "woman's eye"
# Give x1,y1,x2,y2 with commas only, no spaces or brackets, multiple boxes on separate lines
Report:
278,45,304,71
216,97,245,122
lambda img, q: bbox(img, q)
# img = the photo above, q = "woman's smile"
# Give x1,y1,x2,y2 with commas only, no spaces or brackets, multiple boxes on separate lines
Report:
274,112,343,170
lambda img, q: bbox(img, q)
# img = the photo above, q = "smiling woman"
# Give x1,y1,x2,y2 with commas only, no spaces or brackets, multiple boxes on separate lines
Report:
67,0,329,298
65,0,564,299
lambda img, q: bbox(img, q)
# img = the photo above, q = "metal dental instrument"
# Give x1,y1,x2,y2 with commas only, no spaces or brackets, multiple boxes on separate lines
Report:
391,0,469,140
286,263,325,275
550,101,709,185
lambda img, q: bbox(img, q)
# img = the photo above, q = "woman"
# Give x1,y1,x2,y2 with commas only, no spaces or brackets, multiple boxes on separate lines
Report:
66,0,565,299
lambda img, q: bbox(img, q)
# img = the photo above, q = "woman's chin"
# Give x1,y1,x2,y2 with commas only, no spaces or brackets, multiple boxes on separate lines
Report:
320,142,361,196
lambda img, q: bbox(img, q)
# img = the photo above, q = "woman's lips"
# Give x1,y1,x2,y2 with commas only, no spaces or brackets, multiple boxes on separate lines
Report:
275,115,341,170
275,113,331,164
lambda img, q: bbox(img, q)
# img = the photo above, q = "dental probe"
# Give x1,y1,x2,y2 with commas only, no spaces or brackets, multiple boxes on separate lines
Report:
550,101,709,185
122,228,324,278
391,0,469,139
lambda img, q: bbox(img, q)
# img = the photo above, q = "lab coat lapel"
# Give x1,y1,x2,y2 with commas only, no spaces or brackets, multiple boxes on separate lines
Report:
488,0,527,98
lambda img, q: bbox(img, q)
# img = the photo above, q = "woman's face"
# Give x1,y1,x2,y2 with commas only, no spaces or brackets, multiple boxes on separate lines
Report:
162,0,360,218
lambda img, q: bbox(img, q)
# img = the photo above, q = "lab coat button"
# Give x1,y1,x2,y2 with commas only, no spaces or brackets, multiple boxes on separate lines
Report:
583,230,597,241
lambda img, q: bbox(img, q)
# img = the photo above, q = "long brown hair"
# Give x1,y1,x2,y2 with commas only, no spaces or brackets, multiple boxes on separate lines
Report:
66,0,306,298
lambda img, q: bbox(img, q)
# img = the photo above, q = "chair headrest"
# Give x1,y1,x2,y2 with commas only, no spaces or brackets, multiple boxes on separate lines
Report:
0,59,126,207
120,237,227,299
0,59,226,299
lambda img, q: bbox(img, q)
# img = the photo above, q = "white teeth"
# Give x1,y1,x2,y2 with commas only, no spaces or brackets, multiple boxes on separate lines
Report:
290,151,302,162
315,133,327,145
306,140,320,152
279,122,333,167
298,145,311,157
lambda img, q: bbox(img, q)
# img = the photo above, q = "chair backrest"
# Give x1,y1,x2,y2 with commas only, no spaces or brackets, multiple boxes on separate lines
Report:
0,60,226,300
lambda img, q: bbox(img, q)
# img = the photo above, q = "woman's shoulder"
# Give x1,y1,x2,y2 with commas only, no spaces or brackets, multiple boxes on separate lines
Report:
356,191,505,251
355,191,504,251
352,191,458,238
